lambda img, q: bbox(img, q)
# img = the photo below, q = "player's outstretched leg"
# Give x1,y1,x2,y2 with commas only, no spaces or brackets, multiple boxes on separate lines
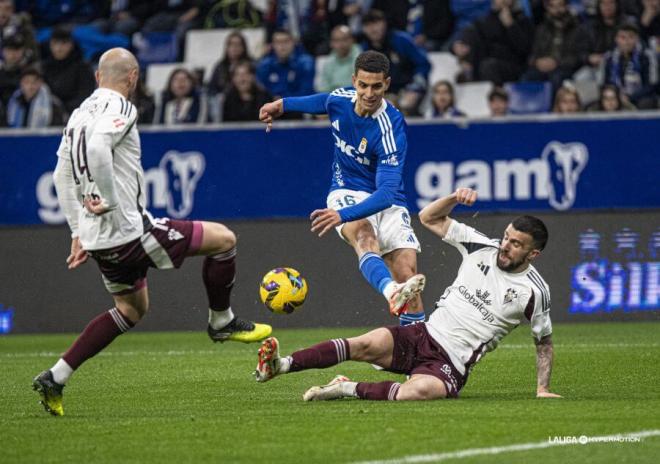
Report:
32,291,143,416
198,222,271,343
303,374,447,401
384,248,426,325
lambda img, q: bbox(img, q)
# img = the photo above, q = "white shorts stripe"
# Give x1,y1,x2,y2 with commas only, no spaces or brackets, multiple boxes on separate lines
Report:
140,232,174,269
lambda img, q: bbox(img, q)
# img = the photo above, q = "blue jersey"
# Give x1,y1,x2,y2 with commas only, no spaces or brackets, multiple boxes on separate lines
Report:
283,88,409,223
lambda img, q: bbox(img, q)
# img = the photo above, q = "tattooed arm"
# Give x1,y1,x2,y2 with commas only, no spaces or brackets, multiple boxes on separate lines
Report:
535,335,562,398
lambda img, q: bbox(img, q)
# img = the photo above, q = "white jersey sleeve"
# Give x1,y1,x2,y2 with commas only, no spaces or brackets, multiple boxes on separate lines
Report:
443,219,500,257
526,269,553,340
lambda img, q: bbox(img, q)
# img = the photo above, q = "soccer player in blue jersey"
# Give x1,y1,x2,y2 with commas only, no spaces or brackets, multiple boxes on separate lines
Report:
259,50,425,324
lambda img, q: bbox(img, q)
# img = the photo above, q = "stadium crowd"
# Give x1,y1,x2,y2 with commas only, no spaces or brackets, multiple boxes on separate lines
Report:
0,0,657,128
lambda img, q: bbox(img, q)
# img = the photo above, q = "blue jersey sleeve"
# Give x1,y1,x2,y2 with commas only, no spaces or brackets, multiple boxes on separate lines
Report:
337,113,407,223
283,93,330,114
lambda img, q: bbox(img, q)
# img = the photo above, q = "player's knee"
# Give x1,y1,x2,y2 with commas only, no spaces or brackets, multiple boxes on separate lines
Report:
355,226,378,251
347,336,373,360
207,223,236,253
116,301,148,323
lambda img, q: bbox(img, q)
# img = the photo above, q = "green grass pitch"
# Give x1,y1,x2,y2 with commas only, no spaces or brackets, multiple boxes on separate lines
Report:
3,322,659,463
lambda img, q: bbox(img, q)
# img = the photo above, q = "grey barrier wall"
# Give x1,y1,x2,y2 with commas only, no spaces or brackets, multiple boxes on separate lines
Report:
1,211,658,334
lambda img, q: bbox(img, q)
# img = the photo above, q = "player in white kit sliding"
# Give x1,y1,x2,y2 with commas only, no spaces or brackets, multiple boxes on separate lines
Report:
32,48,271,416
254,188,561,401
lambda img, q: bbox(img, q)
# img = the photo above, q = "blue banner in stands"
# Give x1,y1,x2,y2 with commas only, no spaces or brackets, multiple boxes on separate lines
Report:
0,116,659,226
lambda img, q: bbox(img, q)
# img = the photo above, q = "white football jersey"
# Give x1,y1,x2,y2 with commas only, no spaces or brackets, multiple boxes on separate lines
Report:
55,88,150,250
426,220,552,376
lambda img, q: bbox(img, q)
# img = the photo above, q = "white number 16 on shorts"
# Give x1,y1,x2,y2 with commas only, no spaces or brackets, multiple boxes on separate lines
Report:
326,189,421,256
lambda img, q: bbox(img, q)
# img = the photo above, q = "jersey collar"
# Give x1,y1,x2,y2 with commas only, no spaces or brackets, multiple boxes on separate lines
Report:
351,96,388,119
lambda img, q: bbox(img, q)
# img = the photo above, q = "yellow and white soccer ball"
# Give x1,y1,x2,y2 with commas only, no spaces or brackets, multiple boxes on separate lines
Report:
259,267,308,314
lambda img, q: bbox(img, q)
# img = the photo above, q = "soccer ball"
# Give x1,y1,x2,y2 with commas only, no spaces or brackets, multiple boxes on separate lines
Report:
259,267,308,314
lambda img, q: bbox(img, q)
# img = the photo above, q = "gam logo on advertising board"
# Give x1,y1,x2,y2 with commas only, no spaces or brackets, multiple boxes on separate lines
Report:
36,150,206,224
415,141,589,211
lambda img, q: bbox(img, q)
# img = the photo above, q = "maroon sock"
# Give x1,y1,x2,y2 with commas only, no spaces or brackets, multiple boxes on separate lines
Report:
62,307,134,370
356,381,401,401
289,338,350,372
203,247,236,310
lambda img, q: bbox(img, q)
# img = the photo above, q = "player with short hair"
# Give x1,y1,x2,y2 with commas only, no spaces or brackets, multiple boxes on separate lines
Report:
32,48,272,416
259,50,426,325
254,188,561,401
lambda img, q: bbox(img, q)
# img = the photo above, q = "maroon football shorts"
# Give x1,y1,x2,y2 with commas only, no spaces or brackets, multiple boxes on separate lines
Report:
90,218,203,295
386,323,467,398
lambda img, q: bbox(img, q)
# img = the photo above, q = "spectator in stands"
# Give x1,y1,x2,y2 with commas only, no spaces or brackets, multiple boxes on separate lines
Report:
639,0,660,41
256,29,315,99
0,0,38,59
6,67,66,128
318,25,361,92
449,0,492,43
207,31,253,96
552,84,582,112
342,0,373,35
600,22,659,109
132,78,156,124
141,0,201,50
361,9,431,115
525,0,580,89
426,80,466,118
264,0,329,55
488,86,509,116
94,0,155,37
18,0,104,28
42,26,95,115
158,68,206,124
452,0,534,85
421,0,454,50
215,61,272,122
0,33,33,105
574,0,631,82
587,82,637,110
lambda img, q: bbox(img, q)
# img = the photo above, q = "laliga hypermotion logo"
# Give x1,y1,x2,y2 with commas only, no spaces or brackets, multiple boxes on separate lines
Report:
541,141,589,211
151,150,206,218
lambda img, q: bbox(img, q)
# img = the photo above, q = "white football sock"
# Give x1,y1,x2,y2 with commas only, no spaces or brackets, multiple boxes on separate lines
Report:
340,381,358,397
51,359,73,385
382,281,397,300
208,307,235,330
278,356,292,374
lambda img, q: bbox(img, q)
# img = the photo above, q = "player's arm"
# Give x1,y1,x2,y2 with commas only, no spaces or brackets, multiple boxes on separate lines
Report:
418,188,477,238
528,290,561,398
259,93,329,131
309,166,400,236
84,130,120,214
53,135,88,269
535,335,561,398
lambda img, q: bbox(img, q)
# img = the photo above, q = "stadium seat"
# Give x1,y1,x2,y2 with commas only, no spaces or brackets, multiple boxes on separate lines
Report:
454,81,493,117
573,79,600,107
133,32,179,66
428,52,461,86
184,28,266,80
504,81,552,114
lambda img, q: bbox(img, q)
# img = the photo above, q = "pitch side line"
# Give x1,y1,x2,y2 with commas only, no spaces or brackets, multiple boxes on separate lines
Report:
352,430,660,464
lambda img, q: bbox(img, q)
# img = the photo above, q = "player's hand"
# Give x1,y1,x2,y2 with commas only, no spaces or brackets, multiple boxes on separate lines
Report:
83,196,111,215
310,208,342,237
66,237,89,269
454,188,477,206
259,100,284,133
536,389,563,399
